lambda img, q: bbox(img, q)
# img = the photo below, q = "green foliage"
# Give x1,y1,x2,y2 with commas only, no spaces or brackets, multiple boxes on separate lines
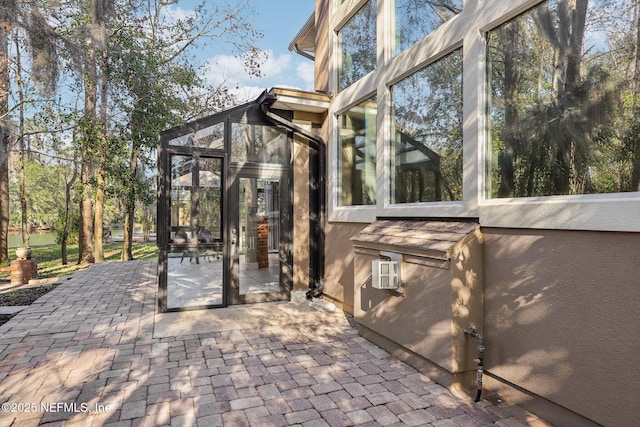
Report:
487,0,640,197
8,160,69,228
0,242,158,281
54,208,79,245
1,0,265,262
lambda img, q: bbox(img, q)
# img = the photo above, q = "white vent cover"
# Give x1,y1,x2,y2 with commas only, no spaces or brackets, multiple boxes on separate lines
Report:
372,260,401,291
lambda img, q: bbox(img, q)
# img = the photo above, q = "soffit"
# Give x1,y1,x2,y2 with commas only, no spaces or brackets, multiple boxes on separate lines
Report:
288,14,316,53
269,87,330,114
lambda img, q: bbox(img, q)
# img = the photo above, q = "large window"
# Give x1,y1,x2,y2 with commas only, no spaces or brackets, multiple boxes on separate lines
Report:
338,96,377,206
391,49,463,203
338,0,377,91
393,0,462,57
487,0,640,198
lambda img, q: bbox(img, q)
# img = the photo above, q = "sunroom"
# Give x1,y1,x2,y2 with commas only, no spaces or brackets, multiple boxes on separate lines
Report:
156,88,329,312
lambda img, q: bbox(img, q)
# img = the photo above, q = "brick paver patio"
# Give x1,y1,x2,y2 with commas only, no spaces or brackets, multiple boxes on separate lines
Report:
0,260,552,426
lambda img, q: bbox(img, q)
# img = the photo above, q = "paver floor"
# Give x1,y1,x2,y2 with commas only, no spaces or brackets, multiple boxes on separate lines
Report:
0,260,552,426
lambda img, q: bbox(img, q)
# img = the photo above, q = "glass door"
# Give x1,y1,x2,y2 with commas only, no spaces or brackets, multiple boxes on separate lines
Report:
165,154,225,309
158,101,297,313
229,175,291,305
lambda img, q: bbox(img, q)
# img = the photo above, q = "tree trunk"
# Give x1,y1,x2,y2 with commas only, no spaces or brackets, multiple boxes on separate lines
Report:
121,145,140,261
0,131,8,265
93,159,105,262
61,165,77,265
93,29,109,263
553,0,588,195
122,212,134,261
16,35,27,247
0,24,9,265
78,159,94,264
78,8,100,265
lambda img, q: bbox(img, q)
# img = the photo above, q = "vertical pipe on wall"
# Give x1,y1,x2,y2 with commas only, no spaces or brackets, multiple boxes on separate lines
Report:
464,327,485,402
259,92,326,298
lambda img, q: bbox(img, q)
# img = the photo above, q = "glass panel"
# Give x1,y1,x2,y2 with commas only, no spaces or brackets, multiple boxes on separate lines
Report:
391,49,463,203
167,250,223,309
231,123,287,164
238,177,281,295
393,0,462,57
338,0,377,91
338,96,377,206
168,122,224,148
198,157,223,241
170,155,193,240
487,0,640,198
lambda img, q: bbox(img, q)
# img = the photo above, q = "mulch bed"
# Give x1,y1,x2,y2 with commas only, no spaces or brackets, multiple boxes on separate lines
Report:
0,284,59,327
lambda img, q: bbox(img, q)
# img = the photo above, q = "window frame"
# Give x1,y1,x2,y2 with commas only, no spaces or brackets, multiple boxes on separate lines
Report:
476,0,640,232
336,95,378,207
388,47,464,205
335,0,378,93
327,0,640,232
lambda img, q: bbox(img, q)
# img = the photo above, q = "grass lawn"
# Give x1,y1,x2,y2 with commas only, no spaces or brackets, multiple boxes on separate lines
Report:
23,241,159,279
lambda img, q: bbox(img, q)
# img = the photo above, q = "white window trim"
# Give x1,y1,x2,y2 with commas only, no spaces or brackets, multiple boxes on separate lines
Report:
476,0,640,232
327,0,640,232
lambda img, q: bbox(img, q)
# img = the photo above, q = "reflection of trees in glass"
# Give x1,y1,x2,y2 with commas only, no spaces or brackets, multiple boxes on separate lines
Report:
169,155,222,240
339,0,377,91
488,0,640,197
239,178,280,257
199,158,222,239
338,97,377,206
170,155,192,229
394,0,462,56
168,122,224,148
392,49,463,203
231,123,287,163
192,123,225,149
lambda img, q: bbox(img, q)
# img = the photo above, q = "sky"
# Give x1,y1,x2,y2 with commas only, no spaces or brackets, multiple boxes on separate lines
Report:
189,0,317,102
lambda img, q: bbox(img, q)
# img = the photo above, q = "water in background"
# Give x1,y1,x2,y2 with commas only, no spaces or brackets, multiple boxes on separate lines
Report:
7,227,134,248
8,232,56,248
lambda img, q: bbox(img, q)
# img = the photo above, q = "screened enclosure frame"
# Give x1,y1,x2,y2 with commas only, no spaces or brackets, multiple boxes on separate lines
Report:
157,98,298,312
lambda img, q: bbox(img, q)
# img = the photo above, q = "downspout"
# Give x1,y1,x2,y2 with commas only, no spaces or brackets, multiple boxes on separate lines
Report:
259,93,326,299
464,327,485,402
291,43,315,61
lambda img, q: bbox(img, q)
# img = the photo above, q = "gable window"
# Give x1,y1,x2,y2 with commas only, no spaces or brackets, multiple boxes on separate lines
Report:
231,123,288,164
487,0,640,198
338,96,377,206
392,0,462,57
338,0,377,91
391,49,463,204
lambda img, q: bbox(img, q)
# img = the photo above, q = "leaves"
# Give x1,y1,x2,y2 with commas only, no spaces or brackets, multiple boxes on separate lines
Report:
1,0,265,261
488,0,640,197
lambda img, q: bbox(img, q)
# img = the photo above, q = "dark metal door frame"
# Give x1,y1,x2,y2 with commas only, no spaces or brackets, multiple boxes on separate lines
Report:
157,102,295,312
157,150,227,312
226,163,292,305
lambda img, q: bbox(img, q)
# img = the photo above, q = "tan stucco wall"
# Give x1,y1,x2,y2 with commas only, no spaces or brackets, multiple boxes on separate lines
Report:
324,222,639,425
292,137,310,291
354,248,455,371
351,229,483,393
322,222,366,313
482,228,640,427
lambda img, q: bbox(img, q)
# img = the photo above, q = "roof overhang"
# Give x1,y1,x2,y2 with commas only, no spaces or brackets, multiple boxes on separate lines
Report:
266,87,330,114
289,13,315,60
